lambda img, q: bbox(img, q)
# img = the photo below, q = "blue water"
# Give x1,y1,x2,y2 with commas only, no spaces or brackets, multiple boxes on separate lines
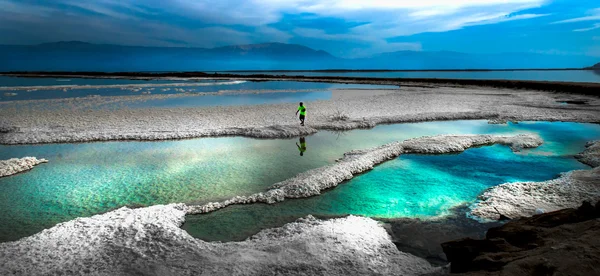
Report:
183,121,600,241
219,70,600,83
0,80,397,102
0,121,598,242
0,76,203,87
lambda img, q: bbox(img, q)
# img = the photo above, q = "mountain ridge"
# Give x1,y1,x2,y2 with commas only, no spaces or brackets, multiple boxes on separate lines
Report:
0,41,596,71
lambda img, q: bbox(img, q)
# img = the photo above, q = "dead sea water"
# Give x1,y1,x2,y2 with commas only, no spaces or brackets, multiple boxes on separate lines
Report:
1,121,599,242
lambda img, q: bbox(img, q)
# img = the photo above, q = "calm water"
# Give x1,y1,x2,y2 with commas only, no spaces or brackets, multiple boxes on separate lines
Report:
0,76,205,87
183,121,600,241
1,121,598,242
219,70,600,83
0,79,396,102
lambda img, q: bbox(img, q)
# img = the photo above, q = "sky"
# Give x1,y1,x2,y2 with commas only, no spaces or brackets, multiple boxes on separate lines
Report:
0,0,599,58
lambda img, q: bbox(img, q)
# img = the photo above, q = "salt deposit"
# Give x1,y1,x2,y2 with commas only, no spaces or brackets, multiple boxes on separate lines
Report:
0,204,435,276
186,134,542,214
575,140,600,167
471,140,600,220
0,80,247,91
1,85,598,145
0,157,48,177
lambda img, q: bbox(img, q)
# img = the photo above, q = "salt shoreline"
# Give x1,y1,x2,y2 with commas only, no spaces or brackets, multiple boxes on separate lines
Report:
0,80,248,91
471,140,600,220
186,134,543,214
0,204,436,276
0,157,48,178
1,85,599,145
3,72,600,95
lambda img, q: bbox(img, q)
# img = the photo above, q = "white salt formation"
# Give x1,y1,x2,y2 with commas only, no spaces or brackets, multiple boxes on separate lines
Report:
575,140,600,167
2,85,598,144
471,140,600,220
186,134,542,214
0,204,435,276
0,80,247,91
0,157,48,178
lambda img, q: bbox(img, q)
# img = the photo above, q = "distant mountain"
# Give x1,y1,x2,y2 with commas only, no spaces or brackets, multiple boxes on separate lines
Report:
0,41,596,71
0,41,337,71
349,50,596,70
208,43,334,60
591,62,600,69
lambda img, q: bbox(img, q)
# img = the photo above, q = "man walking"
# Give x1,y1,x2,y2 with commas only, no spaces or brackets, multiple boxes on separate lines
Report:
295,102,307,126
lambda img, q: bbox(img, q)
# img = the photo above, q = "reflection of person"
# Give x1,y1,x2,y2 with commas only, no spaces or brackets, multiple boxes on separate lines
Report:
296,137,307,156
295,102,307,126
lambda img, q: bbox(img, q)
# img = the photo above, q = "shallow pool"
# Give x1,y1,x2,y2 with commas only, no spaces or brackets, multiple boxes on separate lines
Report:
1,121,599,241
0,80,397,101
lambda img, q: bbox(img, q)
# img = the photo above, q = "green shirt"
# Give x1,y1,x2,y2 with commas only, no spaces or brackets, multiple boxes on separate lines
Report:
298,142,306,153
297,105,306,116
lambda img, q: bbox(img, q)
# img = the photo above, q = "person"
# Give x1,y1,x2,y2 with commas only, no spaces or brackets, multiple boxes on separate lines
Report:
296,137,307,156
295,102,307,126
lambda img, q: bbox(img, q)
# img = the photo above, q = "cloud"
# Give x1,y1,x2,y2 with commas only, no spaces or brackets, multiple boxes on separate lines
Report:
552,8,600,24
552,7,600,32
574,23,600,32
0,0,559,57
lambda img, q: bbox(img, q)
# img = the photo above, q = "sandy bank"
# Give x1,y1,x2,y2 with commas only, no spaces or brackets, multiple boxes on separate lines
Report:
0,204,435,276
1,85,598,145
186,134,542,215
0,157,48,178
471,141,600,220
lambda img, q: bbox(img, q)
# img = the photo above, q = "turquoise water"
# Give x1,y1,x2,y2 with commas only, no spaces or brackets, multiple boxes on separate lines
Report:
0,80,397,102
1,121,599,242
183,122,600,241
220,70,600,83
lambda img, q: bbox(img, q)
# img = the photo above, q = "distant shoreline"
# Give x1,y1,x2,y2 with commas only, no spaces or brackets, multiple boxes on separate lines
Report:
2,71,600,96
217,68,592,73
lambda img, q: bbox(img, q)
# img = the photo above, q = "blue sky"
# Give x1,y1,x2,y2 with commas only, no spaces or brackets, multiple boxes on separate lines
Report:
1,0,599,58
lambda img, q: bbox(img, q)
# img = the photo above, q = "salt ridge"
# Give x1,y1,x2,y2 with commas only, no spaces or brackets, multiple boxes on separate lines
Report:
186,134,543,214
0,157,48,178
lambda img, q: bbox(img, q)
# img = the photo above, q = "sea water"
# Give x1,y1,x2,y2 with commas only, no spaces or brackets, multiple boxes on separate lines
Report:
0,121,599,241
220,70,600,83
0,79,397,102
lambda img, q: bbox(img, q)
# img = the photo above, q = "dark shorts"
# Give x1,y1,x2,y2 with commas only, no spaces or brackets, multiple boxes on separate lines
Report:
299,115,305,120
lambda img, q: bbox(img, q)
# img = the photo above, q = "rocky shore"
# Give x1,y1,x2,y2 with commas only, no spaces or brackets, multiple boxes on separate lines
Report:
443,201,600,275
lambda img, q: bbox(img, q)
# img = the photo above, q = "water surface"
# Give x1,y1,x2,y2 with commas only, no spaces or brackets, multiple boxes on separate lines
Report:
0,80,396,102
219,70,600,83
1,121,598,242
183,121,600,241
